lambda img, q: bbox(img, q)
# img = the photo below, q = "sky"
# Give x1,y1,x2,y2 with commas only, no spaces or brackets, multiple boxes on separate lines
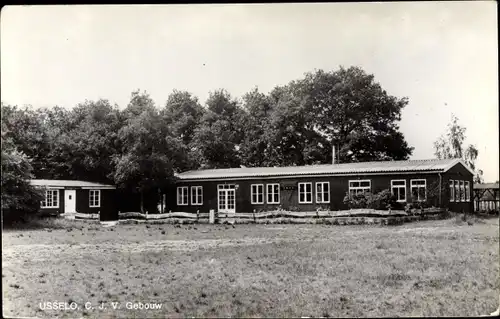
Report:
1,2,498,181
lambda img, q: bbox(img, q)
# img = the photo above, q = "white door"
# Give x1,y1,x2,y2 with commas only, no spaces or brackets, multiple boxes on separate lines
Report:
217,185,236,213
64,190,76,213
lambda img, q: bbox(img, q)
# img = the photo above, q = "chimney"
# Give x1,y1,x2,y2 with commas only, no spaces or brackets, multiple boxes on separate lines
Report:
332,145,336,165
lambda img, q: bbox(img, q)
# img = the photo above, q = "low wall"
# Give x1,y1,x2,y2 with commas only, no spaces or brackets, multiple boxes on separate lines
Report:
117,208,449,225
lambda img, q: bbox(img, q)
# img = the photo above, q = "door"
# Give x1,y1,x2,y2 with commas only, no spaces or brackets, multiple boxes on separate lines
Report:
218,185,236,213
64,190,76,213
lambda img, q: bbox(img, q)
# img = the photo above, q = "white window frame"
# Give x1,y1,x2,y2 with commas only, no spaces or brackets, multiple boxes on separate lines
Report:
454,180,460,202
191,186,203,205
391,180,407,202
41,189,59,208
450,180,455,202
410,179,427,202
348,180,371,197
267,183,280,204
89,189,101,208
177,186,189,206
315,182,330,203
298,182,313,204
460,180,465,202
465,181,470,202
251,184,264,204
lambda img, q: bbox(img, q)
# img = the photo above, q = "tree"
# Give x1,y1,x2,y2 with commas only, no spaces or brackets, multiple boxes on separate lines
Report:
1,121,43,223
113,90,187,212
474,169,484,184
161,90,205,146
1,103,53,177
263,84,325,166
239,87,275,167
191,90,246,168
261,66,413,166
434,114,481,179
161,90,205,170
45,99,123,183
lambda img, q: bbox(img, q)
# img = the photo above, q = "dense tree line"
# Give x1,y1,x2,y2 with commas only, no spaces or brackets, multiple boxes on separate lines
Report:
1,66,414,216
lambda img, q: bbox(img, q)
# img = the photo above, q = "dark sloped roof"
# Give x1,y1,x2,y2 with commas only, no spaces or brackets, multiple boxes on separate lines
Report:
177,158,474,180
30,179,116,189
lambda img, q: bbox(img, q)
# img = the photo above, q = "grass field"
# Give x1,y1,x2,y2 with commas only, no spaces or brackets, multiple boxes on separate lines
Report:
2,217,499,318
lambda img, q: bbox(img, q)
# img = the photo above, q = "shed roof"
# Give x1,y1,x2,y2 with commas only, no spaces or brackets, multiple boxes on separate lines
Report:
474,183,500,189
177,158,474,181
30,179,116,189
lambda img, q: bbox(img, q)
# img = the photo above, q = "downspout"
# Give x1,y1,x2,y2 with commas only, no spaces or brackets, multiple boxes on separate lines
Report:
438,173,442,207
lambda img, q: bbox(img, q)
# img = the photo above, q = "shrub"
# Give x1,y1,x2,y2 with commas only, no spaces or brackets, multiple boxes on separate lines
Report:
366,189,397,210
343,189,397,210
343,192,368,209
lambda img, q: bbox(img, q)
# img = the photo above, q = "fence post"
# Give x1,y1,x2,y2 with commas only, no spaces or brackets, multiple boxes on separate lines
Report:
253,209,256,223
197,210,199,222
209,209,215,224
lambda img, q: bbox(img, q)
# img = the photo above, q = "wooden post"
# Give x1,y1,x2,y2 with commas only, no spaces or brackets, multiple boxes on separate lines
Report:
140,190,144,214
197,210,199,222
209,209,215,224
253,209,256,223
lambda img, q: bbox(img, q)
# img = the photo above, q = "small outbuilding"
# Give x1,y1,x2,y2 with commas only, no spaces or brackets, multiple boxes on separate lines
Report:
168,158,474,214
30,179,118,221
473,182,500,212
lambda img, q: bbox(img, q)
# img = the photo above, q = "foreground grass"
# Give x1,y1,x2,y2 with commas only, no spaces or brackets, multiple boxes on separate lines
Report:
2,218,499,318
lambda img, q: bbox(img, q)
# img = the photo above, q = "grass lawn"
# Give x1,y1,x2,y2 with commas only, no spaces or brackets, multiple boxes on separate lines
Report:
2,217,499,318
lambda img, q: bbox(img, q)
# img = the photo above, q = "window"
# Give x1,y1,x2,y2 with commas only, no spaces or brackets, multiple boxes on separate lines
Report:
316,182,330,203
450,180,455,202
177,187,188,205
391,180,406,202
191,186,203,205
349,180,371,197
465,181,470,202
89,190,100,207
411,179,427,202
267,184,280,204
251,184,264,204
460,181,465,202
41,189,59,208
454,180,460,202
298,182,313,203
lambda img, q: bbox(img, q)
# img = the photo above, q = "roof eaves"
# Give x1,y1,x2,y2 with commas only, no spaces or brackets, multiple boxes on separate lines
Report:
177,168,446,181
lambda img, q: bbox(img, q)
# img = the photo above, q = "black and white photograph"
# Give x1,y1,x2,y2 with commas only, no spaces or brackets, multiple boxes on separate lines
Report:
1,2,499,318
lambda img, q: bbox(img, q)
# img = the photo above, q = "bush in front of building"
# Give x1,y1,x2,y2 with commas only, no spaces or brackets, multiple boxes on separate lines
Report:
343,193,368,209
343,189,397,211
366,189,398,210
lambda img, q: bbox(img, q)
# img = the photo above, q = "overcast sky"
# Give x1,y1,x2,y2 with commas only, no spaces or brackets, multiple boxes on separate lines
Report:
1,3,498,181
